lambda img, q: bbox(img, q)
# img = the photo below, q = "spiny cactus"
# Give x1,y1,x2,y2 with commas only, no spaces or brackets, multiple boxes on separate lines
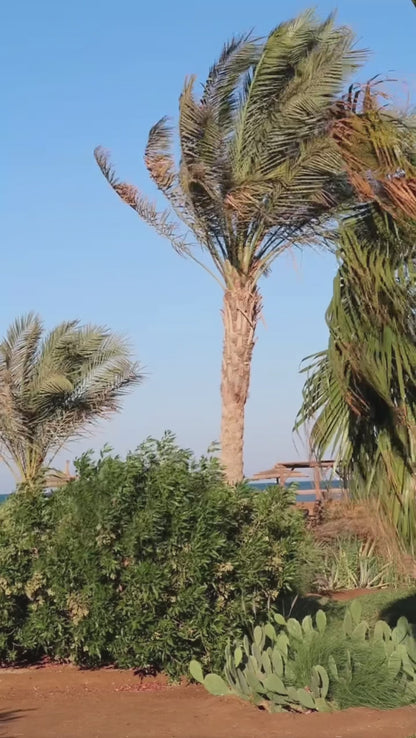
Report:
190,610,332,712
190,602,416,713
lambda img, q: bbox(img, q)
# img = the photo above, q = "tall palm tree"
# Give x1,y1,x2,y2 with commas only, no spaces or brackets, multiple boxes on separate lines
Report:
95,10,367,483
0,313,142,486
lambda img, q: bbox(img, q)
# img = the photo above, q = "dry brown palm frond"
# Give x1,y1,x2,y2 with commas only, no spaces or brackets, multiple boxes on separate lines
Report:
94,147,193,257
383,178,416,218
331,82,416,219
144,117,177,193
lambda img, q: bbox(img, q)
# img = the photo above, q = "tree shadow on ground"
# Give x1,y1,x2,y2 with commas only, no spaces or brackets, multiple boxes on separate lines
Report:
276,594,336,620
0,709,32,738
277,590,416,632
380,593,416,633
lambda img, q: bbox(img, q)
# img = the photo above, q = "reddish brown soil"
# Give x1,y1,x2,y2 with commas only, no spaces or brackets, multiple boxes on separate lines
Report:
329,587,381,601
304,587,386,603
0,665,415,738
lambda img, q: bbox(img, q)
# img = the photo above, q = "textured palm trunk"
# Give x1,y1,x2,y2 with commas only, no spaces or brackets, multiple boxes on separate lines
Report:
220,279,261,484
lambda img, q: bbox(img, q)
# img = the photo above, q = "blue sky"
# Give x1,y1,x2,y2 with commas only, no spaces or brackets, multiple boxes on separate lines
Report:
2,0,415,487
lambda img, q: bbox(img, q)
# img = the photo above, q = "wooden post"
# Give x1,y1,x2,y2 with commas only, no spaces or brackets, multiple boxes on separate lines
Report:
313,464,322,501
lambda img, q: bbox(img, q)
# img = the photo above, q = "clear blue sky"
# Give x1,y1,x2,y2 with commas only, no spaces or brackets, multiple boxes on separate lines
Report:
2,0,415,487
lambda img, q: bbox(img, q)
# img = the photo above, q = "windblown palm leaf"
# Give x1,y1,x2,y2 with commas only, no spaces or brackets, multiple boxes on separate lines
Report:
296,211,416,548
0,314,142,486
96,11,367,286
332,81,416,219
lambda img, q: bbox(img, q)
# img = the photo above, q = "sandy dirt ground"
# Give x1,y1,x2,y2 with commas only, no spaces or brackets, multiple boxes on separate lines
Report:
0,665,415,738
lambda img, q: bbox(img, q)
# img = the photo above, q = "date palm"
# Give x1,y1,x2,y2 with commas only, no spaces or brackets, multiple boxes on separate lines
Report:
95,10,368,483
0,313,142,487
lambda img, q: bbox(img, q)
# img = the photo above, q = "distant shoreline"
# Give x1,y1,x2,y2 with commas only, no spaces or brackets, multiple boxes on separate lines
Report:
249,479,343,501
0,480,343,507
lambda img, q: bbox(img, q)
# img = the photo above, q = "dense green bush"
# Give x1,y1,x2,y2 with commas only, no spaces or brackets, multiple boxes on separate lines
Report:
0,434,311,676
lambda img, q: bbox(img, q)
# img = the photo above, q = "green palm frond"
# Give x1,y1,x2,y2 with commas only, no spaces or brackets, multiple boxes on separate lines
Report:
201,33,260,130
95,10,371,288
0,314,142,485
232,11,365,181
0,313,42,392
296,210,416,549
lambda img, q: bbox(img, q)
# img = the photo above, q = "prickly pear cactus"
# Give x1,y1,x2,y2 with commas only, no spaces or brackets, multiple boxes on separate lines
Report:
346,601,416,683
189,660,230,696
190,610,332,712
190,602,416,714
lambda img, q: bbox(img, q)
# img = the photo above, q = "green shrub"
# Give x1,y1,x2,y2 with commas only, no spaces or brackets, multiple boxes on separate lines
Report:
191,600,416,712
0,434,310,676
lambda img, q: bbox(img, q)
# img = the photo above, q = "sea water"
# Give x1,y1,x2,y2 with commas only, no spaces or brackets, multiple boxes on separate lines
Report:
0,480,343,506
249,479,343,503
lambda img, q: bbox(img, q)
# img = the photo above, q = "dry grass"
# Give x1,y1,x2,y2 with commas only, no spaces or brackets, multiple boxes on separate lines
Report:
312,498,416,580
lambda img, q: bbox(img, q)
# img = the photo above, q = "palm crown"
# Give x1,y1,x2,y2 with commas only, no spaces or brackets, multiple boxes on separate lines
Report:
0,314,142,485
95,10,366,288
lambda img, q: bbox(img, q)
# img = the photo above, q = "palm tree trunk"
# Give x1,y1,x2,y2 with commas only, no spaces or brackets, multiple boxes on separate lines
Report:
220,279,261,484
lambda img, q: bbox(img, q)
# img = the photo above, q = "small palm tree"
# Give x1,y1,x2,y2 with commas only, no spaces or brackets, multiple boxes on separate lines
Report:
0,313,142,486
95,10,368,483
296,84,416,548
296,83,416,548
297,213,416,548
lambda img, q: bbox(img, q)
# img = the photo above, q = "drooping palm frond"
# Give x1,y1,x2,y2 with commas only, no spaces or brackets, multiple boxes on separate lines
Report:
95,10,370,289
295,81,416,547
296,211,416,548
94,147,193,257
0,314,143,486
331,82,416,218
